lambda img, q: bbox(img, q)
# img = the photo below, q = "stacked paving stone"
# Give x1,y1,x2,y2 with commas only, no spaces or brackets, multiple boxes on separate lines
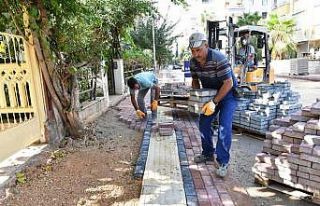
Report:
233,81,302,134
158,121,174,136
290,58,309,75
160,82,190,96
188,89,217,114
253,100,320,200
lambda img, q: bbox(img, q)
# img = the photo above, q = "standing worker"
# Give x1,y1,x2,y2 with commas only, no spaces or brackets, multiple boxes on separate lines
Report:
127,71,160,119
188,32,238,177
238,33,256,67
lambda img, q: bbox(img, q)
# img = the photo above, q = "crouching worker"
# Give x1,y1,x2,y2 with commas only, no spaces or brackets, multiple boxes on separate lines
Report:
127,72,160,119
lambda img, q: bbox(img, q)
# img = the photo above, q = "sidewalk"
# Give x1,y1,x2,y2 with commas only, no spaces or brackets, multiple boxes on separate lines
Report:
276,74,320,81
117,97,254,206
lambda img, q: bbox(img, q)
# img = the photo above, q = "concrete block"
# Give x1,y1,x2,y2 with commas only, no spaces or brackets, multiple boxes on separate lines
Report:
284,128,304,139
288,154,312,167
297,171,310,179
291,111,311,122
275,154,298,170
300,143,314,154
253,162,275,175
300,153,320,163
292,122,306,132
312,162,320,170
306,119,320,130
304,135,320,145
313,145,320,156
189,89,217,97
255,153,276,165
299,165,319,176
310,174,320,183
305,128,317,135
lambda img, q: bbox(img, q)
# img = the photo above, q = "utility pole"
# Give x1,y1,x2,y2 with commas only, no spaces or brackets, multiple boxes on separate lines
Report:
152,18,157,73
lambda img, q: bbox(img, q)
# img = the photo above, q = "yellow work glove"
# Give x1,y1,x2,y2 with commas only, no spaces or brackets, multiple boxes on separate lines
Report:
201,101,216,116
136,110,146,119
151,100,158,111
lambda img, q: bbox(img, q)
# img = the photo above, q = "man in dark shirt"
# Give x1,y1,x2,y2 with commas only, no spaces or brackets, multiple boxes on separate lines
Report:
189,32,238,177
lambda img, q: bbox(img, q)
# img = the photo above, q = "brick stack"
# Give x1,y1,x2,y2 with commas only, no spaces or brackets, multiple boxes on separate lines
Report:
158,121,174,136
253,100,320,199
160,82,190,96
188,89,217,114
290,58,309,75
233,81,302,134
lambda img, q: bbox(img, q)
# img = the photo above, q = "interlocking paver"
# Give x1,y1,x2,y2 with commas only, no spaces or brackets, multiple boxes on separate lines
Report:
117,98,251,206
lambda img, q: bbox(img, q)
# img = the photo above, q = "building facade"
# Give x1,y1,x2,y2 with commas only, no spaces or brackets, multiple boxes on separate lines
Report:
272,0,320,58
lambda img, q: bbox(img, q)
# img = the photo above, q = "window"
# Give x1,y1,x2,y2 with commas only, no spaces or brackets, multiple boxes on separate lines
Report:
262,12,267,19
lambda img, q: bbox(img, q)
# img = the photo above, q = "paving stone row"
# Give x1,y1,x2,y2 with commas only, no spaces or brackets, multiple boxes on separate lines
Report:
116,97,236,205
172,109,235,206
116,98,155,179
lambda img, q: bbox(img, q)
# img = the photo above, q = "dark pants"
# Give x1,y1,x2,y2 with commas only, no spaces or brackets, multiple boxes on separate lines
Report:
199,96,237,165
137,88,154,113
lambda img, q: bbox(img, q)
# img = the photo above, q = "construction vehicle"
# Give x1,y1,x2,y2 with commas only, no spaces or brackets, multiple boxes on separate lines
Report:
207,18,274,91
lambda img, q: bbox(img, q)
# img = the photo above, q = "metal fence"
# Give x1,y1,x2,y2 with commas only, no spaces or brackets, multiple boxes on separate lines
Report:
0,32,34,131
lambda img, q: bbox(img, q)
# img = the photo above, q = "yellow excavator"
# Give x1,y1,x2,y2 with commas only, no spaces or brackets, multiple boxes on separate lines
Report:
207,19,274,91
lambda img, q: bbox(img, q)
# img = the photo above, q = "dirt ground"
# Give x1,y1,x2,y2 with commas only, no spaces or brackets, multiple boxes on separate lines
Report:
1,106,318,206
1,108,143,206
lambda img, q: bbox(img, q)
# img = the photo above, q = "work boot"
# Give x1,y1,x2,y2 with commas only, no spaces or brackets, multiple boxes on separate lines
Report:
216,163,229,178
194,154,214,163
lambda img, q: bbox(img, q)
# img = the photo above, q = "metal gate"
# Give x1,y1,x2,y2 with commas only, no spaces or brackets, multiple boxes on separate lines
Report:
0,32,46,162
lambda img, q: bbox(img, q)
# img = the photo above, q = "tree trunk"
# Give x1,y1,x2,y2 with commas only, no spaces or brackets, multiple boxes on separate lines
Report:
32,0,83,138
33,37,83,138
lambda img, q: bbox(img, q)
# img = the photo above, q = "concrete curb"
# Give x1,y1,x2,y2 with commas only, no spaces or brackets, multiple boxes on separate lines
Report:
276,74,320,82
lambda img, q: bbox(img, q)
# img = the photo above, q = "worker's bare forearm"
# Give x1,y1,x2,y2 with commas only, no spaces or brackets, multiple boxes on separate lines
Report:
130,95,139,110
213,78,233,104
192,79,200,89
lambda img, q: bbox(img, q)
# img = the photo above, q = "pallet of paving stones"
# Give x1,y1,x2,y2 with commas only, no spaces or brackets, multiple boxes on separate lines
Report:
233,124,267,137
252,100,320,203
290,58,309,75
232,81,302,134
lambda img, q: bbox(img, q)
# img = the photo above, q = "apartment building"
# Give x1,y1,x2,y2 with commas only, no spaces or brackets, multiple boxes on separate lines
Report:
272,0,320,58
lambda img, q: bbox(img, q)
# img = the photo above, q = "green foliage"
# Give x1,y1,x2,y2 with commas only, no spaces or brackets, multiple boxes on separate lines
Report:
16,172,26,184
51,149,65,160
131,17,180,67
237,12,262,26
266,13,296,59
170,0,188,7
123,47,152,69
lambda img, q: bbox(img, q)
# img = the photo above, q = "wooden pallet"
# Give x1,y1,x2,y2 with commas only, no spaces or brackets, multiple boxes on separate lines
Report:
159,96,189,109
232,125,266,140
254,175,320,205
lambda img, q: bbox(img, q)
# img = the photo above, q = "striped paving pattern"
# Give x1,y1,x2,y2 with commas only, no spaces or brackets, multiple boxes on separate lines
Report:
139,108,186,205
117,97,253,206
